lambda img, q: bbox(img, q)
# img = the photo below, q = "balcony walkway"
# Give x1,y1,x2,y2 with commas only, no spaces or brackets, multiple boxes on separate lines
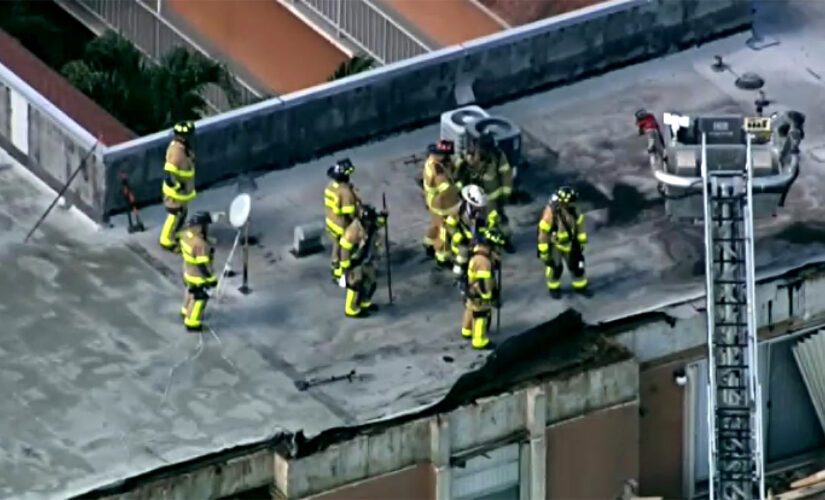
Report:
381,0,502,46
167,0,348,94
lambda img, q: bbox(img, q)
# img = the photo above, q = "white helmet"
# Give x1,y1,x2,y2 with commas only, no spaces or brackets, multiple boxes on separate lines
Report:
461,184,488,209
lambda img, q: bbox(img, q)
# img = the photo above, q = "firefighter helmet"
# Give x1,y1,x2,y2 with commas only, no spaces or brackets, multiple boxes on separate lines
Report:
327,158,355,181
461,184,488,209
188,211,212,228
478,132,496,151
436,140,454,155
551,186,578,206
359,204,378,230
173,120,195,138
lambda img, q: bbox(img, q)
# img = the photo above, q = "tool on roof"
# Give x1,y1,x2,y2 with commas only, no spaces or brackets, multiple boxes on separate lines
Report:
23,139,100,243
382,192,393,305
294,369,356,391
495,257,501,337
120,172,145,233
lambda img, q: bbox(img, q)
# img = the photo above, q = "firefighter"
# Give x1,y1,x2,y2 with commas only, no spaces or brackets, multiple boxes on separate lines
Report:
422,140,461,265
460,227,503,349
324,159,361,279
635,108,665,160
159,121,197,251
180,211,217,331
446,184,489,278
537,186,588,298
339,204,388,318
456,133,514,251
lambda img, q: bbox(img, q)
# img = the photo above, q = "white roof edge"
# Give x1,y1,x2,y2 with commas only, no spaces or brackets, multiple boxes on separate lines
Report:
0,61,100,150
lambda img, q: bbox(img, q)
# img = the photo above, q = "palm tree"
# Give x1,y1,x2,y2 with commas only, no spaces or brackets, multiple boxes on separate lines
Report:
61,31,239,135
328,54,376,81
0,0,92,70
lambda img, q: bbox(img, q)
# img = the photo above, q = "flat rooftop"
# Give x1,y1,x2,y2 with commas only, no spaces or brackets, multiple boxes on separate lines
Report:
4,0,825,497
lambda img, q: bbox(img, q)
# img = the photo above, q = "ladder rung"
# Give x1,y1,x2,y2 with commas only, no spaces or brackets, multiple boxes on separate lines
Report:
714,279,746,284
718,428,752,434
713,237,746,242
712,195,745,201
715,300,747,306
717,453,754,460
715,259,745,265
712,216,744,222
713,343,749,348
715,364,750,369
715,322,748,327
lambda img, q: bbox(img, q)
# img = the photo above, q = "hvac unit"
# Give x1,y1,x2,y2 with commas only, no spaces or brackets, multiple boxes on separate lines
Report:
441,105,489,154
467,116,523,167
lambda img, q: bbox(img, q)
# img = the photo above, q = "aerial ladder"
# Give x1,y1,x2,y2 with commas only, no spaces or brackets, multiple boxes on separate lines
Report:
701,128,765,500
649,106,804,500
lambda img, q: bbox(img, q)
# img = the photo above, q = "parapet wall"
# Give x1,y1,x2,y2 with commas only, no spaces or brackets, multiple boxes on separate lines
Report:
100,0,751,219
0,61,106,219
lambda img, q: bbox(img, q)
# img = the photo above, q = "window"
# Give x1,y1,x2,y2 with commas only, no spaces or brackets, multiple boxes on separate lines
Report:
451,443,521,500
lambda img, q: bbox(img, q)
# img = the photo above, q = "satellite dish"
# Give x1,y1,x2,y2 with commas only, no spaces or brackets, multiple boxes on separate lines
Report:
229,193,252,228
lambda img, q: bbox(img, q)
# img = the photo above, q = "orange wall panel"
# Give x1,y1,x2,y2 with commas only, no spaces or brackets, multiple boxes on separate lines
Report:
546,402,640,500
304,464,435,500
383,0,501,46
167,0,347,94
639,361,685,499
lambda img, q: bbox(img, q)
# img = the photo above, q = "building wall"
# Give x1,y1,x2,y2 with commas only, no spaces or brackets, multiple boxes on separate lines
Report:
104,0,751,218
0,28,134,145
545,401,639,500
638,360,685,499
302,464,435,500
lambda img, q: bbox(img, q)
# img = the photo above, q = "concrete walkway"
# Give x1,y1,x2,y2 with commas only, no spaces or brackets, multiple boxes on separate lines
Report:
479,0,606,26
381,0,502,46
166,0,348,94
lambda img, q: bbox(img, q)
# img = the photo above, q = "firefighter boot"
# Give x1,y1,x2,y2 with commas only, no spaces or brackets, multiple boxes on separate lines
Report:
545,264,563,299
461,303,473,339
359,281,379,312
471,310,492,349
569,249,591,297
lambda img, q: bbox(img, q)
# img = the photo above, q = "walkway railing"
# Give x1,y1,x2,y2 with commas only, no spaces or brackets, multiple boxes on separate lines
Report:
294,0,432,63
71,0,264,113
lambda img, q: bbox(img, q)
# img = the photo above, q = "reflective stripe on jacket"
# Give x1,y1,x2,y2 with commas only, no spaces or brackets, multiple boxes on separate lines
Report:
537,204,587,253
181,228,216,287
325,181,360,236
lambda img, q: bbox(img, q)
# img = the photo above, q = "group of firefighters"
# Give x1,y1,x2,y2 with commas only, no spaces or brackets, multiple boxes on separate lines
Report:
155,121,591,348
322,133,590,350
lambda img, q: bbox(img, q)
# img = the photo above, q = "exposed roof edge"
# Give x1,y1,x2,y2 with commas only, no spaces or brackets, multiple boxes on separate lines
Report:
70,259,825,498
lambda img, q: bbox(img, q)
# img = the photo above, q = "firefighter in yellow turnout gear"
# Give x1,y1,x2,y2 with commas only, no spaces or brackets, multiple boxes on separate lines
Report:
455,133,514,251
446,184,501,278
422,140,461,266
159,121,197,251
461,228,503,349
339,204,387,318
537,186,588,298
180,212,217,331
324,159,361,279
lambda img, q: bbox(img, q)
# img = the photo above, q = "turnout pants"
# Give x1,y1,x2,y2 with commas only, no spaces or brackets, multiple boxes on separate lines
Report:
491,199,511,240
434,213,452,265
425,212,451,265
545,243,587,291
462,300,492,349
345,263,377,317
326,228,343,277
160,205,188,250
182,285,208,329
